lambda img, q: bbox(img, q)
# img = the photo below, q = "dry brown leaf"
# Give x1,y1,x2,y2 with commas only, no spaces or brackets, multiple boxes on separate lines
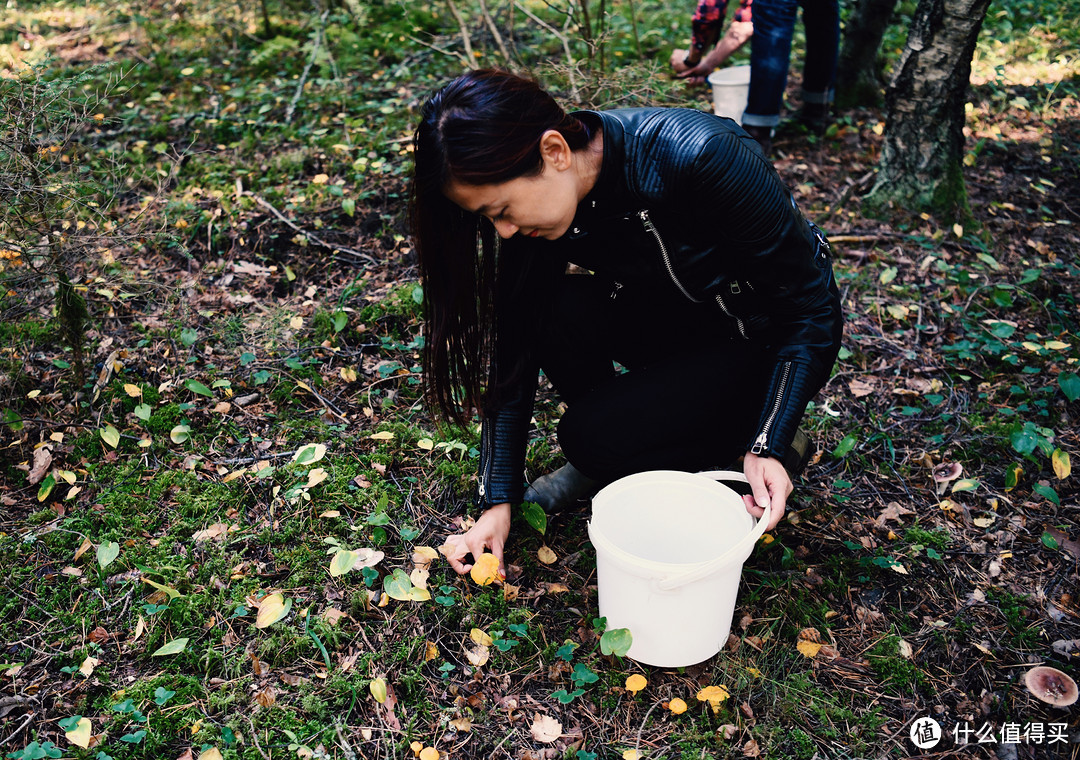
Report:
254,686,277,707
874,502,914,526
529,713,562,743
503,583,520,601
537,546,557,564
449,717,472,732
848,378,874,397
465,644,490,667
742,739,761,757
424,641,440,662
719,724,738,740
322,607,348,626
74,536,93,563
28,446,53,485
193,523,233,543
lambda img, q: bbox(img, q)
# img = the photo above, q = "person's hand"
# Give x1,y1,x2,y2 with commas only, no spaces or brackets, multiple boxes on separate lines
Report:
442,502,511,578
670,48,696,74
741,452,792,531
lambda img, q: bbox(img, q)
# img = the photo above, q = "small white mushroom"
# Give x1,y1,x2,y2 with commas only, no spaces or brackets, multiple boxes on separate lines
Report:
1024,666,1078,707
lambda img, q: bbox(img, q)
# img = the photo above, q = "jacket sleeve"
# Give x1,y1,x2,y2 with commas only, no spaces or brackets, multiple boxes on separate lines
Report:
476,241,565,508
680,129,843,460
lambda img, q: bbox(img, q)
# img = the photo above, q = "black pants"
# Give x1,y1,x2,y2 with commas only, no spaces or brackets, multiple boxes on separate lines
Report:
533,274,773,482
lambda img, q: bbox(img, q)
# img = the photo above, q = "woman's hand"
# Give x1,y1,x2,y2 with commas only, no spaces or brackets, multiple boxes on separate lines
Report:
741,453,792,531
442,502,511,578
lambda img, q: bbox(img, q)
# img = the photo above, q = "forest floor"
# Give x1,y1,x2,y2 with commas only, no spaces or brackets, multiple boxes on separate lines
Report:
1,3,1079,760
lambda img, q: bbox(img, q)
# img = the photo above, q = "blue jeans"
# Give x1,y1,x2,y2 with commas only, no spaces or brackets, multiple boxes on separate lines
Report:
742,0,839,128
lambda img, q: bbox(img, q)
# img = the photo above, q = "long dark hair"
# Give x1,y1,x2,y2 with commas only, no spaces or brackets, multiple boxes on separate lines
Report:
410,69,591,425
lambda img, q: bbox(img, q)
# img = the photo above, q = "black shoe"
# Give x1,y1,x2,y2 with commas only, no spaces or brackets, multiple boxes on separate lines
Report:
522,463,602,514
742,124,773,155
797,102,831,134
783,428,815,479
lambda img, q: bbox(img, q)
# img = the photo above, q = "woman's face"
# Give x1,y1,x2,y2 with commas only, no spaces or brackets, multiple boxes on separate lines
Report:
445,169,579,240
443,129,586,241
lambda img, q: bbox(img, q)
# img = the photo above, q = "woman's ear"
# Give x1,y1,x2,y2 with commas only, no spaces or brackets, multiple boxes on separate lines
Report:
538,130,573,171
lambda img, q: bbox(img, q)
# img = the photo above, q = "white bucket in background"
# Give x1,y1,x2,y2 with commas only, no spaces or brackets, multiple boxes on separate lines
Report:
707,65,751,123
587,470,769,667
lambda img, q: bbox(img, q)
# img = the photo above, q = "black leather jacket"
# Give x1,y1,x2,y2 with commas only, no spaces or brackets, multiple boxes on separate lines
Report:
477,107,843,507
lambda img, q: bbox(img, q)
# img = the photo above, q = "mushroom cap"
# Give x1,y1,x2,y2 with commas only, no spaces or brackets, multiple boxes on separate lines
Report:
1024,666,1078,707
932,462,963,483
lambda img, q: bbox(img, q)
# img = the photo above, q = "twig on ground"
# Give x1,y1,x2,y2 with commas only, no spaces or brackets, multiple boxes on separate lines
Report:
0,712,34,748
445,0,477,65
245,192,379,267
286,9,330,124
245,714,272,760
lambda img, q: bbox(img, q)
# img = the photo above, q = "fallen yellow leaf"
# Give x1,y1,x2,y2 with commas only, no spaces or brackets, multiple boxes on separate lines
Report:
424,641,440,662
199,749,223,760
796,640,823,658
65,717,91,748
255,593,290,628
78,656,99,677
312,173,330,185
470,628,493,647
537,546,557,564
623,750,640,760
668,697,687,714
470,553,501,586
625,674,647,694
369,677,388,703
123,383,142,397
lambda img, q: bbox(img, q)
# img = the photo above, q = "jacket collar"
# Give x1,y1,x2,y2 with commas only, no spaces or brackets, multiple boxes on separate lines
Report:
569,110,634,230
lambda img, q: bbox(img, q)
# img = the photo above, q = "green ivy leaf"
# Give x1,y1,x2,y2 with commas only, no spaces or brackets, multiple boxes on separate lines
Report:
134,403,152,421
520,501,547,535
1059,372,1080,402
153,687,176,705
180,328,198,347
1032,483,1060,505
599,628,633,657
170,424,191,444
100,424,120,448
332,311,348,333
96,541,120,569
832,434,857,458
151,638,189,657
184,379,214,397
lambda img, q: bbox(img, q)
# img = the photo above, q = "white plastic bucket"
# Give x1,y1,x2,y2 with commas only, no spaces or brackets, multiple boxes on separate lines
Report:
587,470,769,667
707,65,751,123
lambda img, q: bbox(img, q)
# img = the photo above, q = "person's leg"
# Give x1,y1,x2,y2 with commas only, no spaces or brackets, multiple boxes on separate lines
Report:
556,342,771,482
799,0,839,124
741,0,799,132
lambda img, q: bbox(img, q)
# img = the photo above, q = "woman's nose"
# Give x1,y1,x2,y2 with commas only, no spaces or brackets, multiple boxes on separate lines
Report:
492,219,519,238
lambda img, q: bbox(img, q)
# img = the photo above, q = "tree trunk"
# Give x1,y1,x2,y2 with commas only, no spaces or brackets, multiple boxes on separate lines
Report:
865,0,990,224
835,0,899,108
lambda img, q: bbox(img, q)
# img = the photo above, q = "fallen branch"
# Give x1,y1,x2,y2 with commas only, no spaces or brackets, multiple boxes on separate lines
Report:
446,0,477,66
245,192,379,267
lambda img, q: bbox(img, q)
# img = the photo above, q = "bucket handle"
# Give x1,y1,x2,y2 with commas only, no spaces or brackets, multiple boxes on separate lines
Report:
652,470,772,593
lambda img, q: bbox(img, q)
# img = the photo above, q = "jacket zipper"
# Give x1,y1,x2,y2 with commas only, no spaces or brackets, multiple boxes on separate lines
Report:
751,361,792,455
639,209,748,337
638,210,702,303
715,293,748,339
478,422,493,499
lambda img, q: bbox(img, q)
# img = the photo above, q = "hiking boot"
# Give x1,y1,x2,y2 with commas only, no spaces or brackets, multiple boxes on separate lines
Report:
742,124,773,155
522,463,602,514
783,428,815,479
